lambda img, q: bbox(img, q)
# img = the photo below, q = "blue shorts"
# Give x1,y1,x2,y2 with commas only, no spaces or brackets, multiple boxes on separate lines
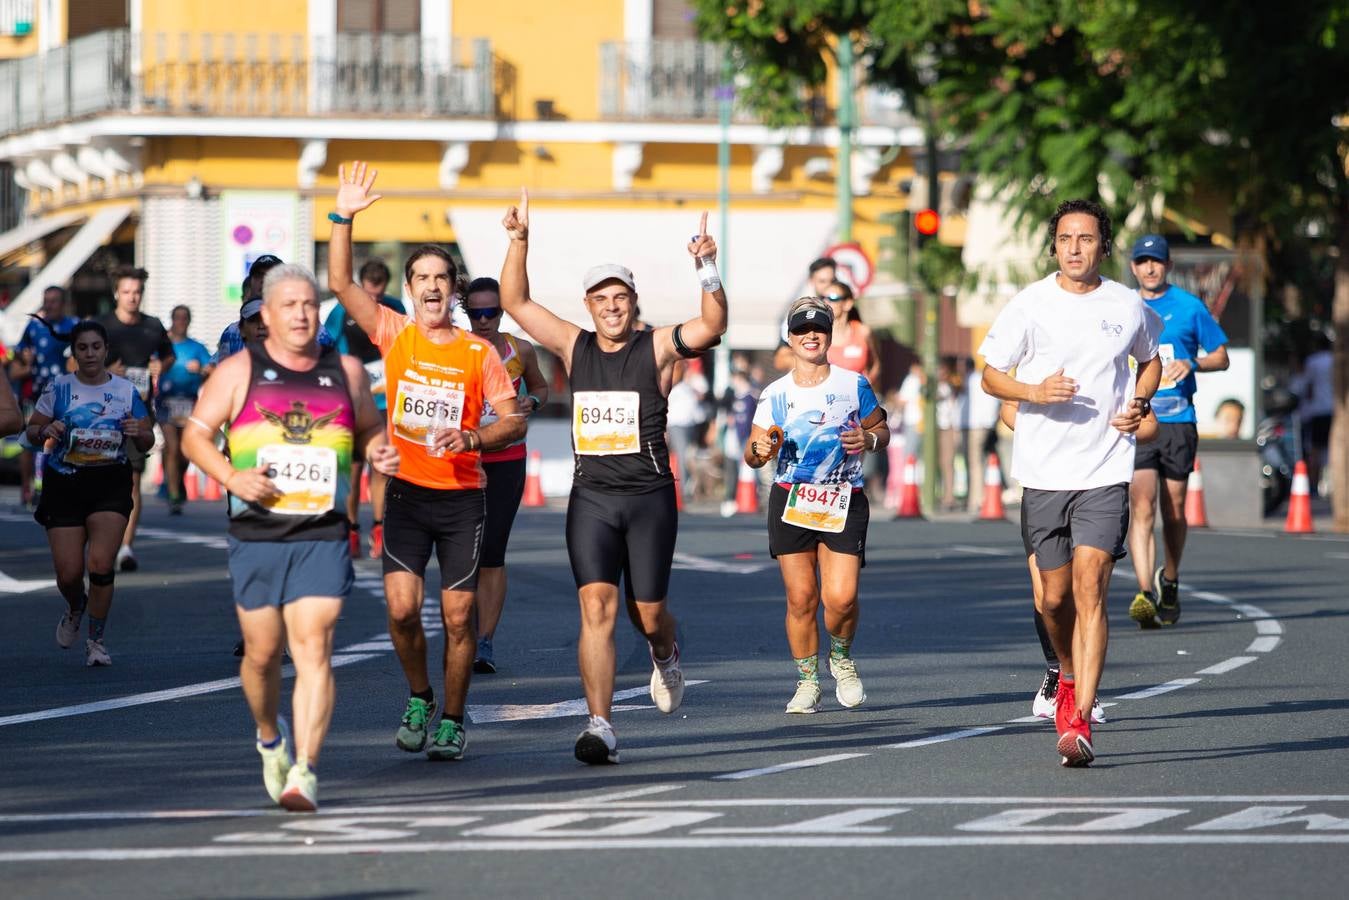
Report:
227,537,353,610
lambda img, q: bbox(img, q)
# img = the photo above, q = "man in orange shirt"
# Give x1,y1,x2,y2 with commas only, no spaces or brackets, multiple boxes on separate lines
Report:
328,162,525,762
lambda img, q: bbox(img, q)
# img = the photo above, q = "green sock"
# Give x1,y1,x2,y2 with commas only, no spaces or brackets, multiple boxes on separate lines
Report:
828,633,852,664
794,655,819,682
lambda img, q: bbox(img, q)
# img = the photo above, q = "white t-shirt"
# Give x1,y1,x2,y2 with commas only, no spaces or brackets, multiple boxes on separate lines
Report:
898,372,923,429
978,273,1161,490
963,369,1002,431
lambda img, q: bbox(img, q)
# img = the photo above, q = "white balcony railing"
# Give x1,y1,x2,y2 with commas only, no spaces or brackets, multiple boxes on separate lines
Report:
599,40,758,122
0,29,495,135
1,0,35,36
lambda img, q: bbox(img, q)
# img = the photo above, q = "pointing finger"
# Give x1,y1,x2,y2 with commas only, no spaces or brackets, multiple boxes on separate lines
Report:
699,211,708,236
520,187,529,219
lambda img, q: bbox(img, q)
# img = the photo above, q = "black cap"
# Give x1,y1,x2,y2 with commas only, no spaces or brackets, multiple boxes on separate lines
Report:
787,305,833,333
243,255,284,302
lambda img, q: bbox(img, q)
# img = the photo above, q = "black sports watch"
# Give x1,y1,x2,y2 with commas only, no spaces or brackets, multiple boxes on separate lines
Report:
1134,396,1151,416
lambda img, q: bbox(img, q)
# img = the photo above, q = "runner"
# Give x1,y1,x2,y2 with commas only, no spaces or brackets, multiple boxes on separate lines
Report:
1125,235,1229,629
822,281,881,386
25,321,153,667
182,263,397,812
323,258,407,559
499,190,727,764
10,287,78,506
979,199,1160,767
462,275,549,675
156,305,212,514
96,265,175,573
743,297,887,714
0,375,21,437
328,161,524,762
214,256,338,366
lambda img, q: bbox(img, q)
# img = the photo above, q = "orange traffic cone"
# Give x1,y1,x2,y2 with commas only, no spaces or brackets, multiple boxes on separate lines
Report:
896,454,922,519
1284,460,1314,534
204,475,223,501
522,451,546,507
978,452,1006,521
884,441,905,510
734,460,760,515
670,453,685,512
184,465,200,501
1184,456,1208,527
360,468,371,503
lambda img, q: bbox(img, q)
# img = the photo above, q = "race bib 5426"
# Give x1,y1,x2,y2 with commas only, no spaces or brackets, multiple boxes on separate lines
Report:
257,444,337,516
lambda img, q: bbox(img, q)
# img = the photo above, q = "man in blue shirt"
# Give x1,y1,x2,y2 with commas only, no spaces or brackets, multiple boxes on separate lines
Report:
10,286,79,505
1126,235,1229,629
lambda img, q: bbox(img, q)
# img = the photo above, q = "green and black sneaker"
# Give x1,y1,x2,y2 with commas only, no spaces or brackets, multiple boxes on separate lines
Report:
396,696,438,752
1155,566,1181,625
427,718,468,761
1129,591,1160,629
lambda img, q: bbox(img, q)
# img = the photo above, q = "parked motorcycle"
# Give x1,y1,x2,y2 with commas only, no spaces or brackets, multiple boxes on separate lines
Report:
1256,386,1300,516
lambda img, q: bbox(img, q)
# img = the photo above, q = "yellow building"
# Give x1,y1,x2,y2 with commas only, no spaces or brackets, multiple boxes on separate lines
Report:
1,0,936,353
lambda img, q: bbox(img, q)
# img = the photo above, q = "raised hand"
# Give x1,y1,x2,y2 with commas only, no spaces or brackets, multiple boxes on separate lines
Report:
687,211,716,261
335,161,383,219
502,187,530,241
1031,368,1078,404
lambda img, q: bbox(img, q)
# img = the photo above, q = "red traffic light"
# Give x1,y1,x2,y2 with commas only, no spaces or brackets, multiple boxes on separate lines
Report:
914,208,940,237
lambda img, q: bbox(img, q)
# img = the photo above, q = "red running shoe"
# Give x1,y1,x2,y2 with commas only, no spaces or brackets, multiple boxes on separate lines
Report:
369,522,384,559
1054,677,1077,736
1057,711,1095,767
348,527,360,557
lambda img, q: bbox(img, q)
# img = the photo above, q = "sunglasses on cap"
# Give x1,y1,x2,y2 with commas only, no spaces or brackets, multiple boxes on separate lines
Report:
824,293,849,302
465,306,501,321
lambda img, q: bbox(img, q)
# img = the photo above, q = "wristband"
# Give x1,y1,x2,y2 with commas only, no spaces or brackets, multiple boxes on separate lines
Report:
527,394,541,412
327,211,354,225
867,431,878,452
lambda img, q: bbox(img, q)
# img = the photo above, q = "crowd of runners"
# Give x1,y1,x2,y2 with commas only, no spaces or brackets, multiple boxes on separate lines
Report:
4,170,1238,807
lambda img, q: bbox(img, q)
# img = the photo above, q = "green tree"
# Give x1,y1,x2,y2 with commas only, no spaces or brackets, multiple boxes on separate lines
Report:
696,0,1349,528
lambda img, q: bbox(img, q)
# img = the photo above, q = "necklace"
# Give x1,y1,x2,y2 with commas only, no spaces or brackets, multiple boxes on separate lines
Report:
793,366,830,387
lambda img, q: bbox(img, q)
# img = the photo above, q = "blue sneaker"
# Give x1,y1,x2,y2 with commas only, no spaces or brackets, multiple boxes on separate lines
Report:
473,637,496,674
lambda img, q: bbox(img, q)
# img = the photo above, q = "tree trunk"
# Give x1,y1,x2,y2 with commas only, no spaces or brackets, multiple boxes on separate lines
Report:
1331,230,1349,532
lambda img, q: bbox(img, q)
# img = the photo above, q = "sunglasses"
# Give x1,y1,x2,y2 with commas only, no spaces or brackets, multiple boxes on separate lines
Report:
465,307,501,321
824,294,849,302
790,325,828,336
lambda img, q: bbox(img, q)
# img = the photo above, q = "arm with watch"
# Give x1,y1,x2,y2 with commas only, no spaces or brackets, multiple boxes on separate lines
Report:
839,408,890,455
326,162,385,338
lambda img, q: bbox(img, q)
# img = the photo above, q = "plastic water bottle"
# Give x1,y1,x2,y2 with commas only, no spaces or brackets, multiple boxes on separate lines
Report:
425,404,449,458
696,256,722,294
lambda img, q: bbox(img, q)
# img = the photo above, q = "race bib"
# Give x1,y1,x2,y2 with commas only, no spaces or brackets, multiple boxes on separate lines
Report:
363,360,386,397
780,482,851,533
125,366,151,399
257,444,338,516
1158,343,1177,390
392,382,464,444
165,396,195,422
67,427,123,465
572,390,640,455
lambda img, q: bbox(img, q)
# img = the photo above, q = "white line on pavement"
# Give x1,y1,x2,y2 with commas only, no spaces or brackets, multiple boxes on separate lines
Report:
575,785,685,804
466,681,709,724
1195,656,1257,676
0,570,56,594
1114,678,1202,701
884,727,1006,749
950,545,1021,556
714,753,872,781
1247,636,1281,653
671,552,776,575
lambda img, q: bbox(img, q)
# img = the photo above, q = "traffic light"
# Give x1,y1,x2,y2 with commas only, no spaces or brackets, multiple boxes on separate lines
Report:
914,208,940,248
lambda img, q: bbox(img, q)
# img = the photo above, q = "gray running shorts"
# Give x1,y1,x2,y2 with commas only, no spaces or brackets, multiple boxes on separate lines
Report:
1020,483,1129,570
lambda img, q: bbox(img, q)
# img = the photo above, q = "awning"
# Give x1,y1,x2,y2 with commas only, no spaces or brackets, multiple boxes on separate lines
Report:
0,211,85,263
0,205,132,345
448,207,837,350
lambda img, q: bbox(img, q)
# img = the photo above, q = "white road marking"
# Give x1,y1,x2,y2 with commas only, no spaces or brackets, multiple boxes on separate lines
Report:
0,570,56,593
884,727,1005,749
714,753,871,781
1254,619,1283,635
1195,656,1257,676
695,808,909,834
1113,678,1202,701
465,681,709,724
1247,636,1281,653
577,785,685,804
671,552,776,575
950,545,1020,556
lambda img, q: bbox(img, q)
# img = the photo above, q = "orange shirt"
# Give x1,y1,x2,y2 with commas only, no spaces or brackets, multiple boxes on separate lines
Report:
827,320,871,376
373,305,515,491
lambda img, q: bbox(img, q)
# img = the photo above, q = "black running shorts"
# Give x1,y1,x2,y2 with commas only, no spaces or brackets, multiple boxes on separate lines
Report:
766,483,868,565
382,478,485,592
34,465,134,529
480,456,527,569
1133,422,1198,481
566,482,677,601
1020,483,1129,571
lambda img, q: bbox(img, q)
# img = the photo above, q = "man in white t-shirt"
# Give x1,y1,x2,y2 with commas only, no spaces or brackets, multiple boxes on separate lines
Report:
979,199,1162,768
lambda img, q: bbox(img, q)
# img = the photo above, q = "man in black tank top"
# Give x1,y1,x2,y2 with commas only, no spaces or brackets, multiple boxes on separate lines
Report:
499,192,727,764
183,264,399,811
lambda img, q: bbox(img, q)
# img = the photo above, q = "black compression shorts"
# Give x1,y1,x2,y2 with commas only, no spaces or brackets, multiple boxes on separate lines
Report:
382,478,485,592
566,482,677,601
34,465,134,529
481,456,527,568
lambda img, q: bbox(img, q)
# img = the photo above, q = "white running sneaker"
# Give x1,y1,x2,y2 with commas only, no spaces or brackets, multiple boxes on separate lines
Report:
720,500,737,518
257,716,295,805
829,657,867,708
649,644,684,714
85,639,111,667
115,545,138,572
1032,668,1060,719
1090,698,1107,725
574,716,619,765
785,680,822,714
56,608,83,649
279,760,317,812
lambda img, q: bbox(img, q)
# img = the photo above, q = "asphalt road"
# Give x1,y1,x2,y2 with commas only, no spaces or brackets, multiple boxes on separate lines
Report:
2,493,1348,899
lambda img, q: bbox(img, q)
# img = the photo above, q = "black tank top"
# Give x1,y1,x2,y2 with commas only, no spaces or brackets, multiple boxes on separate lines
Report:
226,344,355,542
569,329,672,494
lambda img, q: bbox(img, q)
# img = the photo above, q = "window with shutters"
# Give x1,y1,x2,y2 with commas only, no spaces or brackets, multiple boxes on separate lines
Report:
334,0,424,112
67,0,128,40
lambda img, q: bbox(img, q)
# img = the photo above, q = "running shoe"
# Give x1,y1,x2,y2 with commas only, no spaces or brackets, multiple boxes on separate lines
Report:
1057,712,1095,767
395,696,438,752
85,638,111,667
369,523,384,559
1032,668,1060,719
56,606,84,649
1054,677,1077,736
574,716,619,765
116,545,138,572
1129,590,1160,629
473,637,497,674
426,719,467,761
169,500,184,516
1090,697,1107,725
829,657,867,708
785,680,822,714
1155,566,1181,625
257,716,294,805
348,527,360,558
279,760,318,812
649,643,684,714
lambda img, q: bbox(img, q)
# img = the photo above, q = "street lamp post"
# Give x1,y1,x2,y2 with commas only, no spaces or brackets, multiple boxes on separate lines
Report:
837,36,855,243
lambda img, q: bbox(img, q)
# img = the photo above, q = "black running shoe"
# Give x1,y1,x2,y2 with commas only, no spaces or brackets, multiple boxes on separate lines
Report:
1155,566,1181,625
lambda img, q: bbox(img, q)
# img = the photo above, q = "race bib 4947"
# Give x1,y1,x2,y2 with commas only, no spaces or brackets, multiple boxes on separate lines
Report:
781,482,851,533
